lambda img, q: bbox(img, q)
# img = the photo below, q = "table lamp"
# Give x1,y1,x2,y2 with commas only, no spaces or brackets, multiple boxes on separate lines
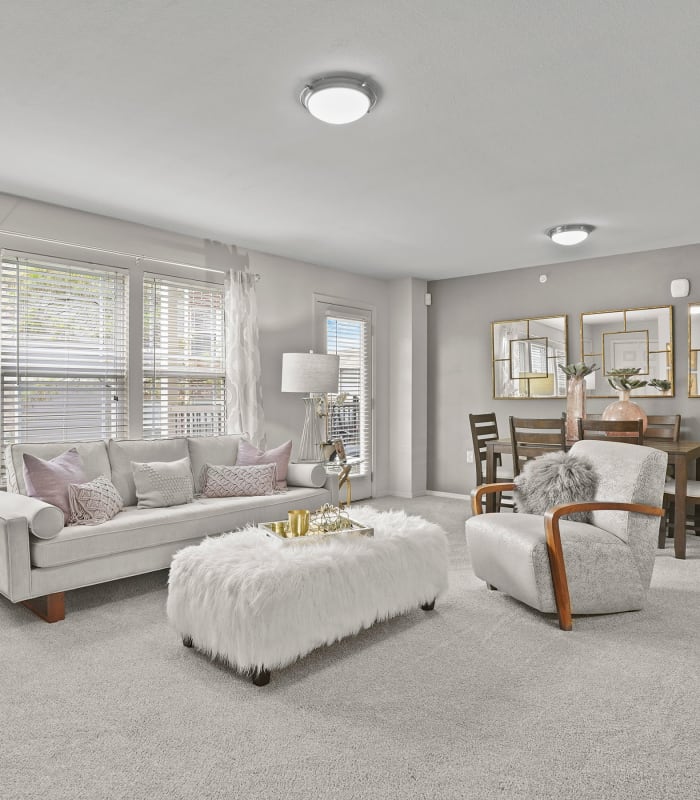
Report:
281,352,340,462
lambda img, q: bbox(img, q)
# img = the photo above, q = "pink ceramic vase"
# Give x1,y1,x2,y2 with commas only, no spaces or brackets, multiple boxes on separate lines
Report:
601,390,648,433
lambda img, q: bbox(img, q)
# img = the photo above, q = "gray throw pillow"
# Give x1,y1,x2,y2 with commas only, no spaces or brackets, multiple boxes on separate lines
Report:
131,457,194,509
200,463,277,498
68,474,124,525
513,451,598,523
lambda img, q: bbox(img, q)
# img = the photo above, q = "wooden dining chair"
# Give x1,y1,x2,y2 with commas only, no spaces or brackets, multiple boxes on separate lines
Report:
468,412,514,510
577,418,644,445
645,415,681,443
644,414,696,547
508,416,566,477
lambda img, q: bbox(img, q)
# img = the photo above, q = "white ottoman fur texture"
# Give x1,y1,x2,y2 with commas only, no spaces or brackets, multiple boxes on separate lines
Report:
167,507,448,673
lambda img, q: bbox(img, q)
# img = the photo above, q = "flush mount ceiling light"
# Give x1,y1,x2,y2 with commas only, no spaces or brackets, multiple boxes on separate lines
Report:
546,224,595,246
300,75,378,125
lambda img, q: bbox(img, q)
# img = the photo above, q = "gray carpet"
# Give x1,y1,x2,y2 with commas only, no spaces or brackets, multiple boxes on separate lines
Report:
2,496,699,800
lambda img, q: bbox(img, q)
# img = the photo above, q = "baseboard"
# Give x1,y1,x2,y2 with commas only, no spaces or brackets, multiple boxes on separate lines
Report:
425,489,470,500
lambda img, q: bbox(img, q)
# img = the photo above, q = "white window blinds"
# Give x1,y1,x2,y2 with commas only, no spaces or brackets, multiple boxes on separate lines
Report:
323,307,372,474
0,252,128,480
143,273,225,438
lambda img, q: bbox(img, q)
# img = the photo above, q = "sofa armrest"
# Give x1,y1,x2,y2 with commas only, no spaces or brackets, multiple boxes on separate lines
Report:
0,516,32,602
286,463,339,507
286,462,328,488
0,491,64,539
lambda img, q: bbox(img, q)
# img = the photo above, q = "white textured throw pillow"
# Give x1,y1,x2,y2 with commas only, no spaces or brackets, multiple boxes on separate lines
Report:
201,463,277,498
131,457,194,509
68,474,124,525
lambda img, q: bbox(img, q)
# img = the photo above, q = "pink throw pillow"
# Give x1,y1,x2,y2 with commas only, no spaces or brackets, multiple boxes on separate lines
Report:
235,439,292,489
23,448,87,524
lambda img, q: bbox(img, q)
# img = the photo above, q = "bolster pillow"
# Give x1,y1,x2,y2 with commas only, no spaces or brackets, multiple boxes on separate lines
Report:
0,492,65,539
286,462,327,488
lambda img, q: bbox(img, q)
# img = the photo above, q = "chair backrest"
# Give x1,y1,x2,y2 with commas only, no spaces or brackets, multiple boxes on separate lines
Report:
569,440,668,589
577,418,644,445
644,414,681,442
468,412,499,485
509,416,566,476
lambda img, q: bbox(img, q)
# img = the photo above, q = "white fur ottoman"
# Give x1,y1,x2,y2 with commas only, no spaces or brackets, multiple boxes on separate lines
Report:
167,507,449,685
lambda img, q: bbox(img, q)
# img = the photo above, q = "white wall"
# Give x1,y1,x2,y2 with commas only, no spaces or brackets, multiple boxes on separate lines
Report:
0,193,392,499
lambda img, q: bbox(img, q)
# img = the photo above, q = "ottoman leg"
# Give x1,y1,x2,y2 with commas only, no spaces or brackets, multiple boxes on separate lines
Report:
182,635,194,648
421,599,435,611
252,667,271,687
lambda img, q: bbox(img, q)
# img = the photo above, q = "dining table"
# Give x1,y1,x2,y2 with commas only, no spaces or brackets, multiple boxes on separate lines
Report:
485,437,700,559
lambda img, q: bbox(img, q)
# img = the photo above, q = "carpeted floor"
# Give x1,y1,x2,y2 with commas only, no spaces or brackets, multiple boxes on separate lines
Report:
2,495,699,800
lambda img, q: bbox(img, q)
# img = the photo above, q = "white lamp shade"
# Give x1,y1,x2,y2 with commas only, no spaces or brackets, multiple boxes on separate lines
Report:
281,353,339,393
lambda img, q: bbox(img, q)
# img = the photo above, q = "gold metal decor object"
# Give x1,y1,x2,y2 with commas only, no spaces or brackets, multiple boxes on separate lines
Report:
262,503,373,541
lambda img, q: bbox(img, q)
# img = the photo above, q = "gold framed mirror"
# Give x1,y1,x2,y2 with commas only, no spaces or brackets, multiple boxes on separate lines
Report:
492,315,567,398
580,305,673,398
689,302,700,397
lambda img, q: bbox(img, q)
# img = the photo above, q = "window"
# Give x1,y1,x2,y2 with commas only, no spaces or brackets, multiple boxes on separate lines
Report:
0,252,128,482
143,274,225,438
317,301,372,478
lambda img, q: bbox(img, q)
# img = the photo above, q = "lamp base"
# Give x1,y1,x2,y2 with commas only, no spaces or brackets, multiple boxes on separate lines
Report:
297,396,322,462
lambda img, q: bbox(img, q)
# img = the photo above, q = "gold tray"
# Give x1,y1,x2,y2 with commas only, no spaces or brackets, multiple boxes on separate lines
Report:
262,519,374,542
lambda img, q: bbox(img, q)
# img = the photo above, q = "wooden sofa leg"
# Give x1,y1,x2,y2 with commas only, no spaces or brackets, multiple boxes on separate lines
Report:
21,592,65,623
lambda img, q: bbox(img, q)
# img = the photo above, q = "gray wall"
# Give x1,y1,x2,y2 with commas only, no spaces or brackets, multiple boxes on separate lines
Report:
427,243,700,495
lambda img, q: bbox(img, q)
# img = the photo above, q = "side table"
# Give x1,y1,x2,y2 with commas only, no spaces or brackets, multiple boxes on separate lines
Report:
324,457,363,506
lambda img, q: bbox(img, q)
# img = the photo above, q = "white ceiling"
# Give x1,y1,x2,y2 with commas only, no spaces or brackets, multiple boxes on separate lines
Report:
2,1,700,280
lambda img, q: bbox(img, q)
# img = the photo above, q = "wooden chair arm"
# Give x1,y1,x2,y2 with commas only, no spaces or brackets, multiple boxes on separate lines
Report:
543,501,664,632
471,482,516,516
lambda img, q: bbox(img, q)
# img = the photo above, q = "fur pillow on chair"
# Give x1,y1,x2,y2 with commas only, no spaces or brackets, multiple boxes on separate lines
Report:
513,451,598,523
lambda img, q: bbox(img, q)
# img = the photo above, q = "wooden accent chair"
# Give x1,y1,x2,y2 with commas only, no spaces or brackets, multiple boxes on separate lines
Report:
508,416,566,477
468,412,514,511
577,418,644,445
465,440,667,631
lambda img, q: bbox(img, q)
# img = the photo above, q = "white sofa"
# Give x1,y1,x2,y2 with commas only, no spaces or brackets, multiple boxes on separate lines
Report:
0,435,338,622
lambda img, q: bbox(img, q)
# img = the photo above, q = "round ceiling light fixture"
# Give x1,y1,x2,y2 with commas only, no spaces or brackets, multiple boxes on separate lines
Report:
546,223,595,246
300,75,378,125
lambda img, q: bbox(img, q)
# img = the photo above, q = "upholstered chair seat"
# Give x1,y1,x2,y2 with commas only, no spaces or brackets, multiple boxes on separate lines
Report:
468,512,646,615
465,440,668,630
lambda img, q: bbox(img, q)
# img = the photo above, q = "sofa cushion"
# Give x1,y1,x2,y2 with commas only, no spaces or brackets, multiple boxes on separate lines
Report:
6,440,111,496
108,438,189,506
132,457,195,509
236,439,292,489
201,463,277,498
29,486,333,568
23,448,88,524
187,434,244,493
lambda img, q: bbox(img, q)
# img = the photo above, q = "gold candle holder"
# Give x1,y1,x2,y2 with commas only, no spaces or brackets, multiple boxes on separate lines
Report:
271,521,287,535
287,509,310,536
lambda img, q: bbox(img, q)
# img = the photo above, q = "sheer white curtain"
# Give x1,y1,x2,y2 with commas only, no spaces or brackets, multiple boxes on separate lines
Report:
224,269,266,448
